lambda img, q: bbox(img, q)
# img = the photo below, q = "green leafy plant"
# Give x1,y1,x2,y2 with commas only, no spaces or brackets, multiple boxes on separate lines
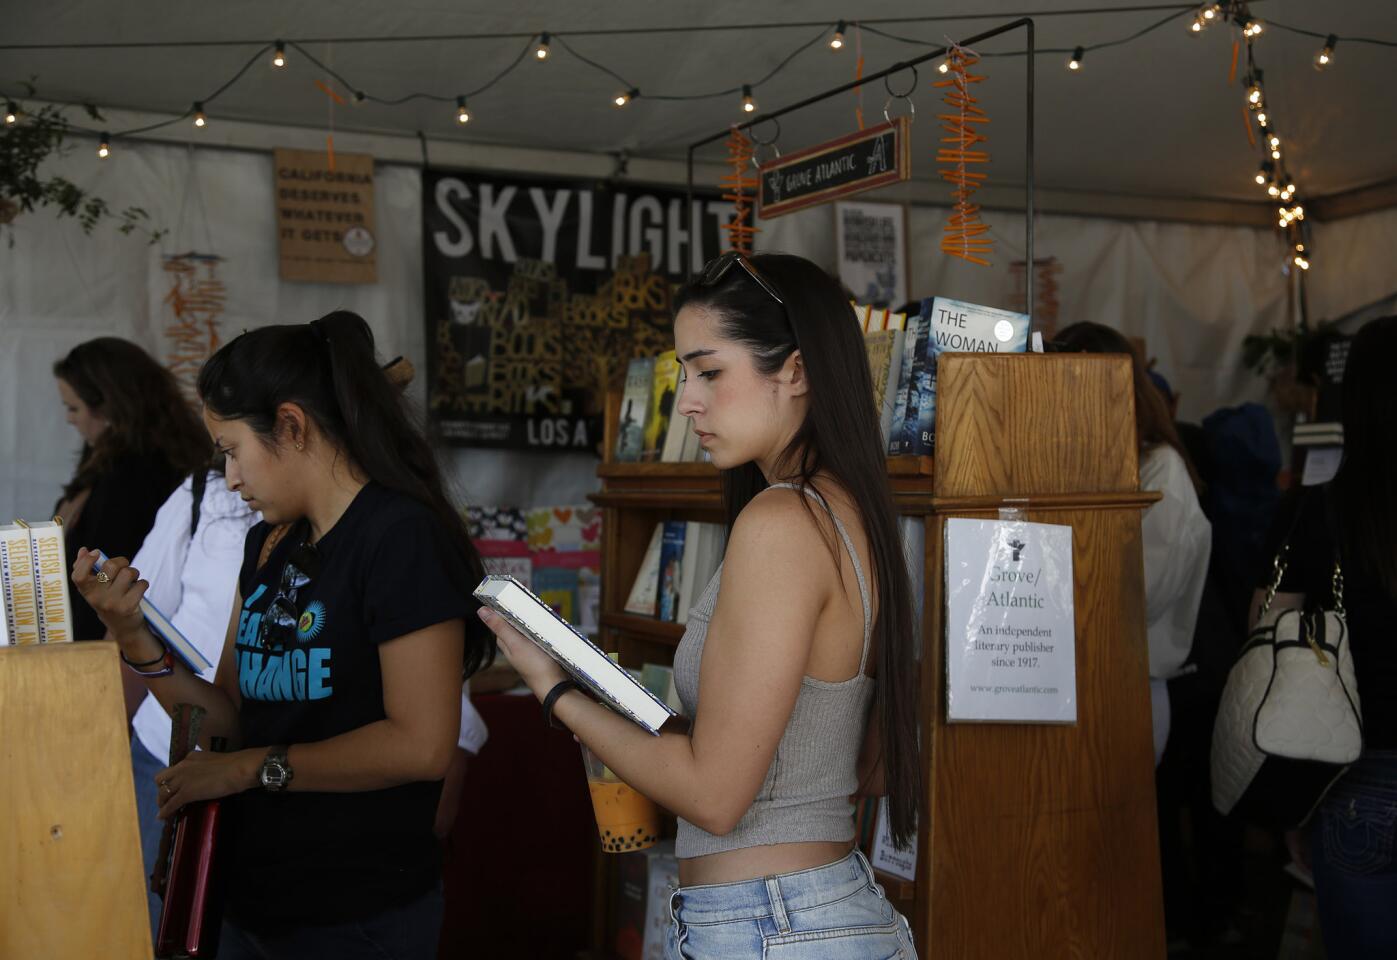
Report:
0,82,163,244
1241,317,1338,377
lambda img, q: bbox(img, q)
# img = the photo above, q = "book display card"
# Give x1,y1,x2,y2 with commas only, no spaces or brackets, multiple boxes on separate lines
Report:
475,575,675,734
944,518,1076,724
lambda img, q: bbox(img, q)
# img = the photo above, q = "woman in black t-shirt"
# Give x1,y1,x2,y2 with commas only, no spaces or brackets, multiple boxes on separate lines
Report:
52,337,209,641
1253,316,1397,958
72,312,492,960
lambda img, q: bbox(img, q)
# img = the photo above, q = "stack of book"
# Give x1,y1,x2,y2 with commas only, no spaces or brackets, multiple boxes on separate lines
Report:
1,519,74,646
623,521,725,626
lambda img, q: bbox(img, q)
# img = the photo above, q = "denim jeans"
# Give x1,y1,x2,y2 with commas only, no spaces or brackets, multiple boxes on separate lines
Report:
131,738,166,950
665,850,918,959
218,885,444,960
1309,750,1397,959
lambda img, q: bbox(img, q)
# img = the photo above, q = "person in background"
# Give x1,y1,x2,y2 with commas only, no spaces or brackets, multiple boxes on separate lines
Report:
73,312,493,960
1055,322,1211,764
1252,316,1397,958
479,253,922,959
53,337,210,640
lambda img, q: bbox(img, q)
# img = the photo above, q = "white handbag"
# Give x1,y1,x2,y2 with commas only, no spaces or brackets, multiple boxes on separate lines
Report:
1210,545,1362,824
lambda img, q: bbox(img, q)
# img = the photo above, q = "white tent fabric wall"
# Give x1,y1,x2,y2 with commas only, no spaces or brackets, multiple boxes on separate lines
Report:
761,205,1294,425
1309,205,1397,326
4,136,1381,523
0,140,592,522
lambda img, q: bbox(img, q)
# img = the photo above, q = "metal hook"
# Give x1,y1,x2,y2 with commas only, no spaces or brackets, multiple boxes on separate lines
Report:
883,63,919,100
751,142,782,170
746,116,781,147
747,117,781,169
883,96,916,125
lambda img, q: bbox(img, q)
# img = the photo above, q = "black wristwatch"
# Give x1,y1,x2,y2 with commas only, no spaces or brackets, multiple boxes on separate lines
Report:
259,745,294,792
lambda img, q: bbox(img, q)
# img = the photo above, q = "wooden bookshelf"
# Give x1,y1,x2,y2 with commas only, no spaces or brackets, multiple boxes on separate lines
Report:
588,356,1165,959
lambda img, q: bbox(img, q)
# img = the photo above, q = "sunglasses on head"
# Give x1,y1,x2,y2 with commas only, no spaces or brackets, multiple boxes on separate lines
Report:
258,541,320,651
697,251,784,306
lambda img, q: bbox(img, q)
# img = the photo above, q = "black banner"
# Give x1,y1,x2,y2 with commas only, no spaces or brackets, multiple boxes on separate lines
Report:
423,171,734,450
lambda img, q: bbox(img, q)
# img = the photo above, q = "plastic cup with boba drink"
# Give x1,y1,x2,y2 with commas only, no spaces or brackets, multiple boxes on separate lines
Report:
580,742,660,852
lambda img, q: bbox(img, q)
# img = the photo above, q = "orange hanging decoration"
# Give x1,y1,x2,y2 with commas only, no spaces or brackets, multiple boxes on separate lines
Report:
935,44,993,267
720,127,759,254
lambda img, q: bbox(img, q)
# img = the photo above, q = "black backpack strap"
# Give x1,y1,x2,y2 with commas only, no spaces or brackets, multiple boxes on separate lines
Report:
189,470,208,539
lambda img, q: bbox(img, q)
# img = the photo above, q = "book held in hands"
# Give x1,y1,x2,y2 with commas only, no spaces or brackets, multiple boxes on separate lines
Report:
475,574,676,734
93,550,214,672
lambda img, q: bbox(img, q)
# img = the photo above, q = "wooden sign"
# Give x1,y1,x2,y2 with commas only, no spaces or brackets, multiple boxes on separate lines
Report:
756,118,910,219
273,148,377,284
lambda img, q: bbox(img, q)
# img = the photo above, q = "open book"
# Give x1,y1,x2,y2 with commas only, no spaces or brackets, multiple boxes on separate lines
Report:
474,574,675,735
94,550,213,673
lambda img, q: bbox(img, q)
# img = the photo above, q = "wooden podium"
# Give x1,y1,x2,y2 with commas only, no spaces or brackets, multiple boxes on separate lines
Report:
1,642,153,959
915,353,1164,958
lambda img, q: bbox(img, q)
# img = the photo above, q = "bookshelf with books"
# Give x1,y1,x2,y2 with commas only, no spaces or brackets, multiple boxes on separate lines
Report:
589,350,1166,960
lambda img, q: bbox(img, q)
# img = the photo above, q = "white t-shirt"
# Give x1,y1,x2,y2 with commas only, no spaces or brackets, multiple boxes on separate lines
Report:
131,472,488,763
1139,445,1212,681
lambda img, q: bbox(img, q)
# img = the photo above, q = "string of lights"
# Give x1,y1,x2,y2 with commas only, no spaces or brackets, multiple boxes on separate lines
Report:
1178,3,1313,268
3,1,1392,267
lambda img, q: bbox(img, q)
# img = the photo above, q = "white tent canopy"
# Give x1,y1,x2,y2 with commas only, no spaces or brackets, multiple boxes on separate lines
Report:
3,1,1396,520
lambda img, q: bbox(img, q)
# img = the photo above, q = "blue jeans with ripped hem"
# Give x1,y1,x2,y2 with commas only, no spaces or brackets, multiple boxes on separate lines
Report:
664,850,918,960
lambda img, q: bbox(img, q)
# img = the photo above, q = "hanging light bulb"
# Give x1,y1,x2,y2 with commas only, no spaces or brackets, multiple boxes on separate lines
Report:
830,21,846,50
1293,205,1305,220
1268,134,1280,150
455,96,471,124
1296,242,1305,253
1247,83,1263,107
1256,111,1269,128
937,59,950,74
1267,181,1281,198
1189,14,1204,35
741,84,757,113
272,41,286,68
1315,34,1337,71
192,102,207,127
97,133,110,159
535,32,551,61
1202,3,1222,22
1243,19,1263,39
1271,146,1281,160
1068,46,1084,71
1294,255,1310,270
1255,162,1270,185
613,87,639,108
4,101,19,124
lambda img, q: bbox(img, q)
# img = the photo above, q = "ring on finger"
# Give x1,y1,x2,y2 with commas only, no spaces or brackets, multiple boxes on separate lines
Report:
95,570,112,584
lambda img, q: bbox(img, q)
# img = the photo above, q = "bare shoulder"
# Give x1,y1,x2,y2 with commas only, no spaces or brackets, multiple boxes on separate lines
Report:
728,486,829,557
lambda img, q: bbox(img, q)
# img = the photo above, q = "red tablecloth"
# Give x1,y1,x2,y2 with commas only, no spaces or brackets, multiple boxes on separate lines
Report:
438,692,597,958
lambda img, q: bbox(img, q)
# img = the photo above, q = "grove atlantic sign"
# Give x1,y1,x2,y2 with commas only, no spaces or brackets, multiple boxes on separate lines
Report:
422,172,733,450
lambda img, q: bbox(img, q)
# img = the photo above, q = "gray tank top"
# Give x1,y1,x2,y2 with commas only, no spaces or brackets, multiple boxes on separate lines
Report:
672,483,875,858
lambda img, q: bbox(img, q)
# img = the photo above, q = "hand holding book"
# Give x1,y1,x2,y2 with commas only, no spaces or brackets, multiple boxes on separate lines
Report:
70,547,157,648
476,604,569,700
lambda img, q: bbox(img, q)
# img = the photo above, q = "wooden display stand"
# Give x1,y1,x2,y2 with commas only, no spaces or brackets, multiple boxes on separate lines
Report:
589,352,1164,958
1,642,153,959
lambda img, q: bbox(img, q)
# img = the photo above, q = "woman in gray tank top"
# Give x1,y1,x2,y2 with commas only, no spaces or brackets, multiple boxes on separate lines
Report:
480,253,922,958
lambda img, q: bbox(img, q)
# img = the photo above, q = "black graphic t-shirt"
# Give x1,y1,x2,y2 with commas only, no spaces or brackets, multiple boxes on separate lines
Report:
226,482,474,927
